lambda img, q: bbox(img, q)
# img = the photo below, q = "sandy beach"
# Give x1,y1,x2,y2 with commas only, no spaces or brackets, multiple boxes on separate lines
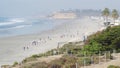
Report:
0,17,104,66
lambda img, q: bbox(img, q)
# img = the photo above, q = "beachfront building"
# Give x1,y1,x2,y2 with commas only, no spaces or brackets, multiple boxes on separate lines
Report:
90,16,120,27
90,16,104,20
108,18,120,27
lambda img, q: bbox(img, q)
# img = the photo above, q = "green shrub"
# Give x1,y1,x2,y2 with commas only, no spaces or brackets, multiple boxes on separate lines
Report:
81,57,91,66
12,61,18,67
22,62,48,68
22,57,37,63
31,54,40,58
107,65,120,68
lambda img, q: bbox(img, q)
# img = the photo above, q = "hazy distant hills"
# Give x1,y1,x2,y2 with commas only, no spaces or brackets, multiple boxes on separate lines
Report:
59,9,102,16
48,9,102,19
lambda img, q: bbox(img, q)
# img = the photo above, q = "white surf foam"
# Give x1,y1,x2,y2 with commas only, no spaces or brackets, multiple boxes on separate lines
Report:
0,18,25,26
11,25,32,29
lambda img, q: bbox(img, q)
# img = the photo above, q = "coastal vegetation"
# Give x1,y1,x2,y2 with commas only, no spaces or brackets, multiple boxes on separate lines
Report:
107,65,120,68
102,8,119,23
102,8,110,22
112,9,119,23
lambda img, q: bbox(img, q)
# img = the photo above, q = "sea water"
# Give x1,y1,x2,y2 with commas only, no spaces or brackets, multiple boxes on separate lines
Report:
0,17,59,38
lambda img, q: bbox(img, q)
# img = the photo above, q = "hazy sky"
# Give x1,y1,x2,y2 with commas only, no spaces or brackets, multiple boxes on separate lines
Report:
0,0,119,17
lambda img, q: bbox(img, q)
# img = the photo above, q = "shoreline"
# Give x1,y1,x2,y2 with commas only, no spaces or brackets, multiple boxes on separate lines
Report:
0,17,104,66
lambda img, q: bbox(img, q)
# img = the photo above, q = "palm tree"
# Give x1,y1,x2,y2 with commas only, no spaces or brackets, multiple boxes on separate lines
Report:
112,9,119,23
102,8,110,22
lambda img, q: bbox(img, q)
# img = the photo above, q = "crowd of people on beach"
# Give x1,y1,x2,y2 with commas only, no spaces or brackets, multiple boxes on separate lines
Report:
22,31,89,52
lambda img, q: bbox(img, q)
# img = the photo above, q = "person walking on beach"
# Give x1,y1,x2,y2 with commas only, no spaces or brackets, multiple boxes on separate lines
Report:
32,41,37,45
83,35,87,43
23,47,25,51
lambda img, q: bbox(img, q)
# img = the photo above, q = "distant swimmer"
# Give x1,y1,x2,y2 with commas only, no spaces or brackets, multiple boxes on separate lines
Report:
32,41,37,45
83,35,86,42
23,47,25,51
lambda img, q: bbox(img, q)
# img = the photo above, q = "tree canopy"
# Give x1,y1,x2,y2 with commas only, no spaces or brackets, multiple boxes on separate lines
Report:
102,8,110,17
112,9,119,21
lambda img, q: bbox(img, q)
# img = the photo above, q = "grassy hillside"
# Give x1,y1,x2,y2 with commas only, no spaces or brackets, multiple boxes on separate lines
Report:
86,26,120,52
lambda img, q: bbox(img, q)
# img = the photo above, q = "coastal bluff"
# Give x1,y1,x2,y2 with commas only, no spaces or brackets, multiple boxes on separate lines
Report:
49,12,77,19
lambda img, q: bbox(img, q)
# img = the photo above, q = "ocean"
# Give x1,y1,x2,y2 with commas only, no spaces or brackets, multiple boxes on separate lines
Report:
0,17,59,38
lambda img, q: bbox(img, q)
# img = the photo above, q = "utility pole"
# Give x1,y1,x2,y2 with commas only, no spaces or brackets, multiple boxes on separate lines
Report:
105,52,107,62
104,51,107,68
84,51,86,68
113,49,116,59
57,42,60,55
91,55,95,68
109,51,110,60
99,51,101,64
75,63,78,68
